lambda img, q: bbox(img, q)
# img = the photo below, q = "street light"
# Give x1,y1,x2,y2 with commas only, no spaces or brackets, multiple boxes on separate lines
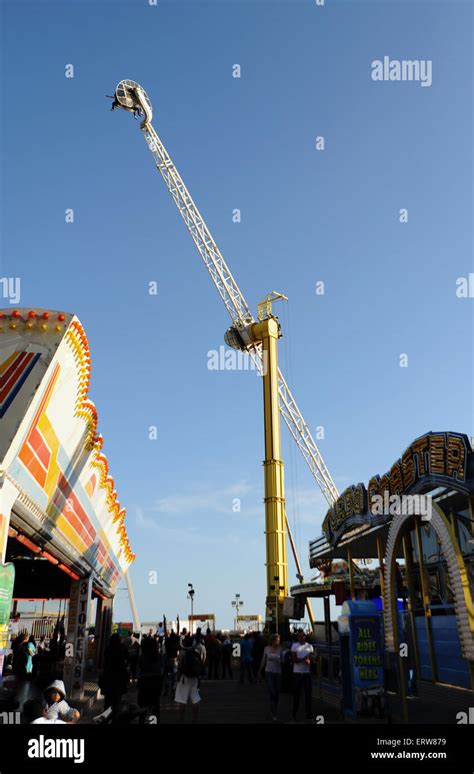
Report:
187,583,195,634
231,593,244,630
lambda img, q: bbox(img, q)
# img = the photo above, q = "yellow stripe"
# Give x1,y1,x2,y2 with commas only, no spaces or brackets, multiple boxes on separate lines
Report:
56,515,87,554
0,352,19,375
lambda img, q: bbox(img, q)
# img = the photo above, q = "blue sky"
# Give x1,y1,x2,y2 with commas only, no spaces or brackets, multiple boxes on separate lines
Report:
1,0,472,627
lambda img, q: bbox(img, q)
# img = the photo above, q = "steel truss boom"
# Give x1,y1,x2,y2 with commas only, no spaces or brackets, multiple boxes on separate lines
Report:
142,124,253,328
111,77,338,507
141,122,339,507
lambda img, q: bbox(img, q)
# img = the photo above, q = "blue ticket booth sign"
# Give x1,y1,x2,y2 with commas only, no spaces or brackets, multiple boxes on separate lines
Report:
338,600,385,718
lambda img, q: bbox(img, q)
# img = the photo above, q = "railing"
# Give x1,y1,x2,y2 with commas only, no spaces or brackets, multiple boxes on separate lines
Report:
9,614,67,645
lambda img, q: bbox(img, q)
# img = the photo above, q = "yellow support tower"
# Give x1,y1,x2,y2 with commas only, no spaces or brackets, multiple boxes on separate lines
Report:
252,293,288,632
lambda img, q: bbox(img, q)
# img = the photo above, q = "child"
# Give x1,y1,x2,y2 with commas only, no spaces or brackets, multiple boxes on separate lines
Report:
23,699,66,725
43,679,80,722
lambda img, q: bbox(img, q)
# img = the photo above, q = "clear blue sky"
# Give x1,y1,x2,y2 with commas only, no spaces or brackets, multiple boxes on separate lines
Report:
1,0,472,627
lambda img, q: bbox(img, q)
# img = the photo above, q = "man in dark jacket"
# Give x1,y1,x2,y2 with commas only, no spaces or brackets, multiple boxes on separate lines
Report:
137,636,165,723
99,634,130,715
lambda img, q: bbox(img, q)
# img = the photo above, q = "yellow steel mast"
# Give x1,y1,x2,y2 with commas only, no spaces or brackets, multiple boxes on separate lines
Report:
253,293,288,630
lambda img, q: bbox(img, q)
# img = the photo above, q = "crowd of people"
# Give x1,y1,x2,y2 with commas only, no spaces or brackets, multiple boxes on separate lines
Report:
8,620,69,687
4,620,87,725
96,625,317,724
4,622,318,724
98,626,227,724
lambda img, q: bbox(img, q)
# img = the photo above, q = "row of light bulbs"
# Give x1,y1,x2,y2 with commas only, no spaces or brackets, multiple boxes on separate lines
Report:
0,311,67,332
2,320,65,332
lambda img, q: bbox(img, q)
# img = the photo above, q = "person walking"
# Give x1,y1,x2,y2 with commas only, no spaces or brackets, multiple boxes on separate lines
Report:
252,632,264,680
128,633,140,681
26,635,37,677
239,633,254,684
291,629,314,722
99,634,130,716
174,634,206,722
193,627,203,648
221,634,233,679
35,636,48,679
164,629,180,697
259,633,283,721
137,635,165,723
204,628,220,680
11,632,28,681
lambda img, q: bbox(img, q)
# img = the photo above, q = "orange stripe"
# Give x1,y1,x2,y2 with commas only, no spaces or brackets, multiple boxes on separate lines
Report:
29,426,51,469
26,452,47,488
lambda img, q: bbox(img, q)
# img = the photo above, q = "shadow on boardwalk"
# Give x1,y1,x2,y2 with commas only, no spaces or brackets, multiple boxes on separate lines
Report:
79,671,474,725
83,674,342,725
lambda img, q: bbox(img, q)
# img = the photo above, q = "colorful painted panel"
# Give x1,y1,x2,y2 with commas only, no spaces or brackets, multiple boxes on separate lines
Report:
18,363,61,494
53,475,97,553
0,351,41,417
1,309,134,595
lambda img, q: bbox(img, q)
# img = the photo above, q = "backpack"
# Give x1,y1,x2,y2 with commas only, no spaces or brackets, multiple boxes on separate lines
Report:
182,647,203,678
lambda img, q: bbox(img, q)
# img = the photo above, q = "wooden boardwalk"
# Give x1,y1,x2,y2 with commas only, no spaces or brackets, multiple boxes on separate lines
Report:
80,672,473,725
83,674,342,725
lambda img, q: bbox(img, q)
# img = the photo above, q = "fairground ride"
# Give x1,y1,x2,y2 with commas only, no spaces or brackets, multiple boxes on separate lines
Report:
111,80,340,631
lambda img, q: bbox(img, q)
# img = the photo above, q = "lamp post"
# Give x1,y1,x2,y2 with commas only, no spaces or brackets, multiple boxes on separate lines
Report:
187,583,195,635
231,593,244,631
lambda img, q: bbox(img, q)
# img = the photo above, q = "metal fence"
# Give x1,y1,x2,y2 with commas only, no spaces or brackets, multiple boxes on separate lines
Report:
10,614,66,643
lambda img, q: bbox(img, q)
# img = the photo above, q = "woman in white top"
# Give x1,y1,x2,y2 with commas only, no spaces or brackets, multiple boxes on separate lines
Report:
259,633,283,721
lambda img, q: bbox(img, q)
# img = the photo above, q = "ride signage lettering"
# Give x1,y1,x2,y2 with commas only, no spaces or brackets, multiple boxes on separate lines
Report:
351,618,383,686
322,432,472,546
64,576,92,694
